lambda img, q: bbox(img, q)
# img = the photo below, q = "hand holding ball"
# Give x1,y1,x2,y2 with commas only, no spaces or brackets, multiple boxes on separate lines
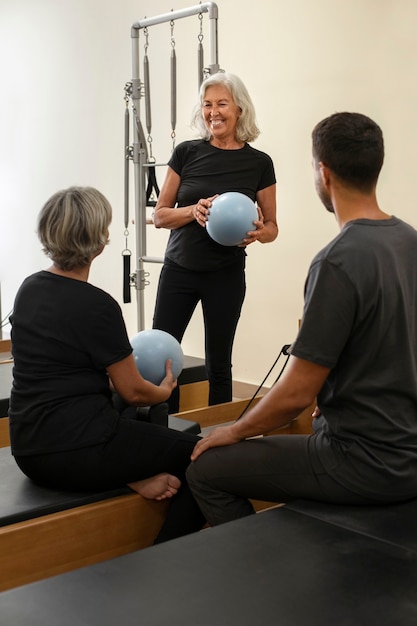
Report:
130,329,184,385
206,192,258,246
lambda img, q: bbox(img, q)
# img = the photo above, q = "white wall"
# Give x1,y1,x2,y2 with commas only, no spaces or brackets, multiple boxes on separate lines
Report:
1,0,417,386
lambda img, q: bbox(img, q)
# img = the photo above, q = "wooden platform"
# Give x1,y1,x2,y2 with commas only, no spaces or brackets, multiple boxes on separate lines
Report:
0,490,169,592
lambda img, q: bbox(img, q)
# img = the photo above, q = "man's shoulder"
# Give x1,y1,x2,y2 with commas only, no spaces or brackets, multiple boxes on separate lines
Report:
314,217,407,254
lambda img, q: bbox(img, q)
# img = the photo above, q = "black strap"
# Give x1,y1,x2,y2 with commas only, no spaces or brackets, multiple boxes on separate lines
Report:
146,164,160,207
123,253,131,303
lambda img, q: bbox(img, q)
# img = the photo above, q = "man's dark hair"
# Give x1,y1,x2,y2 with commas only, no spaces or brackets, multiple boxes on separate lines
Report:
312,112,384,193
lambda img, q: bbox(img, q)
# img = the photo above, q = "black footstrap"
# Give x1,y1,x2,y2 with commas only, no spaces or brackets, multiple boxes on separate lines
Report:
146,165,160,207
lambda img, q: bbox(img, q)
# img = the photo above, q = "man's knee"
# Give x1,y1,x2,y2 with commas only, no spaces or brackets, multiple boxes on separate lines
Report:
185,462,196,485
186,458,204,491
186,449,218,492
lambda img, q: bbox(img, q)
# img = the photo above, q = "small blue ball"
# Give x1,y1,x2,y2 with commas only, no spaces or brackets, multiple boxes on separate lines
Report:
130,329,184,385
206,191,258,246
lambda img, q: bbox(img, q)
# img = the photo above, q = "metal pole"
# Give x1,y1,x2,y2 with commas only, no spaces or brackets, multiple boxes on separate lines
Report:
129,3,220,330
131,27,148,330
207,8,220,74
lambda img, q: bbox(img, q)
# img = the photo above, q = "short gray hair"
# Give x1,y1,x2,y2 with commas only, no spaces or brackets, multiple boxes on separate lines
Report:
37,186,112,270
191,72,260,143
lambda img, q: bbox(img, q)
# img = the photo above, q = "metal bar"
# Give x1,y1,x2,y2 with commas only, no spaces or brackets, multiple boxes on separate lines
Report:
132,3,219,75
132,3,218,30
141,256,165,264
198,42,204,88
124,107,130,230
171,48,177,132
144,55,152,135
208,12,219,73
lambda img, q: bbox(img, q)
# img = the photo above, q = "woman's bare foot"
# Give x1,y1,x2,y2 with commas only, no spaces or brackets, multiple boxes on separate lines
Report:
128,473,181,501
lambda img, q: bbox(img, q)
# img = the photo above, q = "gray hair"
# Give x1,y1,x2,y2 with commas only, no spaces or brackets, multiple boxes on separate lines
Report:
191,72,260,143
37,186,112,270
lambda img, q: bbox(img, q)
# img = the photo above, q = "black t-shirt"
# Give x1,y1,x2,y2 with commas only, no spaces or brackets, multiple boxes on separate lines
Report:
165,139,276,271
9,271,133,456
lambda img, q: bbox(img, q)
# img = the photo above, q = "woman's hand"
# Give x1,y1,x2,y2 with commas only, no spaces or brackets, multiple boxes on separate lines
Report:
239,206,265,246
159,359,178,396
107,355,176,406
193,194,218,227
240,183,278,246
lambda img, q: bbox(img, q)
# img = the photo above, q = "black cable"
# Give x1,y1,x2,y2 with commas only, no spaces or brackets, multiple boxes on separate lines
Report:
0,309,13,328
234,344,292,422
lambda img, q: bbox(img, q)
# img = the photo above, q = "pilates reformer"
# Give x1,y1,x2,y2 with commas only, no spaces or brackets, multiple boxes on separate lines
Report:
0,335,315,592
0,394,309,592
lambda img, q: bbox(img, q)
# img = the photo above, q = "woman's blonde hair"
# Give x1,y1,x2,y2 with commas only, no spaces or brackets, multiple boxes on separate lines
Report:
37,186,112,270
191,72,260,143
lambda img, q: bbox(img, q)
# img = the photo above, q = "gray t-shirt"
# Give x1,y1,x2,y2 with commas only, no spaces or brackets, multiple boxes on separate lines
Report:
292,217,417,500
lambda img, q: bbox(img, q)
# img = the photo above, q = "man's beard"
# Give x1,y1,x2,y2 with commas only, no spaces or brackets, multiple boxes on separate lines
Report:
317,184,335,214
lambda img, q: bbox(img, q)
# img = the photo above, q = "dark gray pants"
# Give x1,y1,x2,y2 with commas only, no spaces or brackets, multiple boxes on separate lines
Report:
186,434,373,527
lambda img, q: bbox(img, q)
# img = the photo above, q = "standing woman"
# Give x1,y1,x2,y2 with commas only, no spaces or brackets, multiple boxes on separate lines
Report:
153,72,278,412
9,187,205,543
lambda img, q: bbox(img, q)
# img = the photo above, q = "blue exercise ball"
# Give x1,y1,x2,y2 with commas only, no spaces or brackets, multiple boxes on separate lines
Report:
130,329,184,385
206,191,258,246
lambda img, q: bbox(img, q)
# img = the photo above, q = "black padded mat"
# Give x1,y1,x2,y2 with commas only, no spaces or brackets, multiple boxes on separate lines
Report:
286,498,417,552
0,447,130,526
1,507,417,625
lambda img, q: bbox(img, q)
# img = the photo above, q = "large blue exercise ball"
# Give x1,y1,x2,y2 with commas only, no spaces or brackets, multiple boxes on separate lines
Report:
206,191,258,246
130,329,184,385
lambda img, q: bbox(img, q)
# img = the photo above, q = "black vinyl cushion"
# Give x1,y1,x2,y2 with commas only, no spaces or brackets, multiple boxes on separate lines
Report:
0,446,131,527
1,506,417,625
286,497,417,552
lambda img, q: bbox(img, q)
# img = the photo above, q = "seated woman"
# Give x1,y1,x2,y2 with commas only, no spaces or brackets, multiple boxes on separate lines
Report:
8,186,205,543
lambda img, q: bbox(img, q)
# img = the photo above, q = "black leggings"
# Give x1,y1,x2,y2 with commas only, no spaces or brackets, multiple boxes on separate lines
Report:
15,418,206,543
153,258,246,412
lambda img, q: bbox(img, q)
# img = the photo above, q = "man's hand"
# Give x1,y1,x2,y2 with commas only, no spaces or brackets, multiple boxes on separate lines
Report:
190,425,241,462
190,357,331,462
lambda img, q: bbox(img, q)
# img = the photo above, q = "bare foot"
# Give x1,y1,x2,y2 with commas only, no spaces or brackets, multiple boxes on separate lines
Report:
128,473,181,501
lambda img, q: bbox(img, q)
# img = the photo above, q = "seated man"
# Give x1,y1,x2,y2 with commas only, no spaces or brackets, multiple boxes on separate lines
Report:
186,112,417,527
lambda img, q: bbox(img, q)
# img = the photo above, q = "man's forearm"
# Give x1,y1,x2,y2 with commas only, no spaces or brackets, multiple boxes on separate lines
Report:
231,387,311,440
231,355,330,441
